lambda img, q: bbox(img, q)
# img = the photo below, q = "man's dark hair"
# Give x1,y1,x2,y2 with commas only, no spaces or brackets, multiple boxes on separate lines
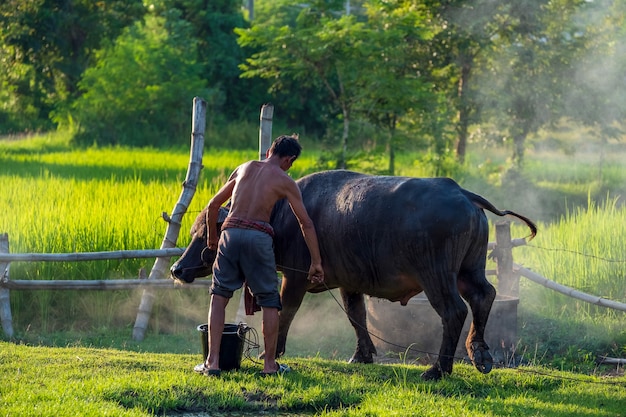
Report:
270,135,302,159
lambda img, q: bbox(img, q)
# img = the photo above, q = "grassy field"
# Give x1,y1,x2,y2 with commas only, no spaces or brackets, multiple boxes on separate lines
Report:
1,130,626,415
1,340,624,417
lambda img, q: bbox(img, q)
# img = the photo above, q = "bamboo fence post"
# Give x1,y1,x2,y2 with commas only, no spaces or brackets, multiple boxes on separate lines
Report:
495,221,519,297
132,97,207,341
0,233,13,337
234,103,274,323
258,103,274,160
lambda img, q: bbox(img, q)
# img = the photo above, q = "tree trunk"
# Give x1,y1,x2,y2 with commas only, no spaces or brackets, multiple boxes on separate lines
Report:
456,52,473,164
512,132,526,168
387,116,397,175
340,106,350,169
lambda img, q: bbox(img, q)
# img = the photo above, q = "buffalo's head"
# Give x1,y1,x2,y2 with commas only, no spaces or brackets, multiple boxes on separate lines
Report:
170,206,229,283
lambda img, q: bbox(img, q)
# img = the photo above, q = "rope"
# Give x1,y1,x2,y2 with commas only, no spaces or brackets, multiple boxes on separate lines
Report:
276,263,626,387
277,263,472,362
238,323,262,366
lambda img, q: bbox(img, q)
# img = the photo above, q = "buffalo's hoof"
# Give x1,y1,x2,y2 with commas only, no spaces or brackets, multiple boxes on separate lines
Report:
348,354,374,364
468,342,493,374
421,365,444,381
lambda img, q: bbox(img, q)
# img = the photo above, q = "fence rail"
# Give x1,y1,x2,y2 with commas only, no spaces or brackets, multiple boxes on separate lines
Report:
2,219,624,343
0,278,211,291
515,263,626,312
0,248,184,262
0,245,209,291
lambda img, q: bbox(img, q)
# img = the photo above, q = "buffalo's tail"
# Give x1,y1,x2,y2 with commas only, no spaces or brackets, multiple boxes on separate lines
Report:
464,190,537,241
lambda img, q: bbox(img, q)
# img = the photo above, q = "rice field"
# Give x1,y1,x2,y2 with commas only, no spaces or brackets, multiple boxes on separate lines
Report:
1,131,625,364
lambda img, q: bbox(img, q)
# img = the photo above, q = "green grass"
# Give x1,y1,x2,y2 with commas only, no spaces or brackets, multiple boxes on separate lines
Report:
1,341,624,417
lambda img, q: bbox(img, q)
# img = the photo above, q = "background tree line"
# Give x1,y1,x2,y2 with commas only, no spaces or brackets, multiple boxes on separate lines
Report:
1,0,624,173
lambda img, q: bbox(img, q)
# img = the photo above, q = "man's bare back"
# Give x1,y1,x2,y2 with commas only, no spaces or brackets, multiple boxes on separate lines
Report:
205,138,320,280
228,160,294,223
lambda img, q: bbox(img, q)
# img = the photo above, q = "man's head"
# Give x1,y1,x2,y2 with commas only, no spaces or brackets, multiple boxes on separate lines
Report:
269,135,302,160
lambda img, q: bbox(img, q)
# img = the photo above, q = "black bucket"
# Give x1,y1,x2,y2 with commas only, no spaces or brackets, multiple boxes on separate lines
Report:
197,323,246,371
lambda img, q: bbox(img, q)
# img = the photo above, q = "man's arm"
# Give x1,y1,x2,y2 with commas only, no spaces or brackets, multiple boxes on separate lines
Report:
284,181,324,283
206,172,237,250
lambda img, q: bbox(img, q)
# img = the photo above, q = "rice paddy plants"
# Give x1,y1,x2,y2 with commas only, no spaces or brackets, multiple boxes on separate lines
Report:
0,131,327,336
2,130,626,376
1,133,231,333
512,197,626,368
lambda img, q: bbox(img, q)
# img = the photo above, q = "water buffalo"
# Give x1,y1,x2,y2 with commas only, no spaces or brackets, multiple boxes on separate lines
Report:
171,170,537,380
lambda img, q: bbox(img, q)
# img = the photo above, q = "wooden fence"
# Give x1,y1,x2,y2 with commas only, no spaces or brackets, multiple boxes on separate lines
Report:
0,220,527,339
2,216,625,338
0,234,213,338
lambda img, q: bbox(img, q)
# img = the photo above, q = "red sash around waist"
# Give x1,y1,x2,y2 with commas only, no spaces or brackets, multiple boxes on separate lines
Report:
222,216,275,238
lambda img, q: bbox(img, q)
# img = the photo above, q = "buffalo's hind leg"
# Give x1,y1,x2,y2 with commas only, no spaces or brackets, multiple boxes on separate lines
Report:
340,289,376,363
458,268,496,374
421,273,468,380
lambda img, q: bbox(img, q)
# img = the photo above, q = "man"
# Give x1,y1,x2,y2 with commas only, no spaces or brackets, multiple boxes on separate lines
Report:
194,135,324,376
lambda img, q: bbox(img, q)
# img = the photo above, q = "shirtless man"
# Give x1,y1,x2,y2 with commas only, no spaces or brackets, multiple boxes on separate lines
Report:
195,135,324,376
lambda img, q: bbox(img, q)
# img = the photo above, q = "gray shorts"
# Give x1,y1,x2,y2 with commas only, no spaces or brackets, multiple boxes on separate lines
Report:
210,227,281,310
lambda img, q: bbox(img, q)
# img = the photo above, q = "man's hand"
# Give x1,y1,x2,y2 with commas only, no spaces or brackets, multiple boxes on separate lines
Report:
207,236,219,251
308,263,324,284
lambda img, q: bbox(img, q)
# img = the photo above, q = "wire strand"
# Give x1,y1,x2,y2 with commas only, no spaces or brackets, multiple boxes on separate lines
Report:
526,244,626,263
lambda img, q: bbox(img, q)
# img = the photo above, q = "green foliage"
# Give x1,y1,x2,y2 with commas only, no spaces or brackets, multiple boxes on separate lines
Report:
0,0,145,132
3,0,626,169
237,1,440,170
71,14,208,146
150,0,267,120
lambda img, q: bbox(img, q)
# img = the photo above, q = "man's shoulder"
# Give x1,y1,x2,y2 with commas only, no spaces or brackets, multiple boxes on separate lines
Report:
239,160,258,170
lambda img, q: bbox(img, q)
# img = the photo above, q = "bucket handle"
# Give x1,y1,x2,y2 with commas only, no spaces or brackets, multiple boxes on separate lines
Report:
237,322,251,338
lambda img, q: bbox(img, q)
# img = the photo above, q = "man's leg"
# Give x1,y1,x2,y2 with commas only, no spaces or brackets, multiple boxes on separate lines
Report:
261,306,279,373
207,294,229,370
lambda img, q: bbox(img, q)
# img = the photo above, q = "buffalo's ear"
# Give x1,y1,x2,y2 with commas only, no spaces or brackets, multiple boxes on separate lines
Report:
190,207,209,237
190,219,199,236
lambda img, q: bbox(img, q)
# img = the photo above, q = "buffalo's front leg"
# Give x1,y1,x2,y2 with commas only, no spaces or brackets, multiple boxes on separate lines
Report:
274,272,308,358
340,289,376,363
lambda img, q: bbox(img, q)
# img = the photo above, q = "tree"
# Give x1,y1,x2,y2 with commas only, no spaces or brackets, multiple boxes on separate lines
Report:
476,0,587,167
247,0,351,137
0,0,144,132
237,2,378,168
360,0,437,174
72,13,208,146
419,0,515,165
150,0,266,120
